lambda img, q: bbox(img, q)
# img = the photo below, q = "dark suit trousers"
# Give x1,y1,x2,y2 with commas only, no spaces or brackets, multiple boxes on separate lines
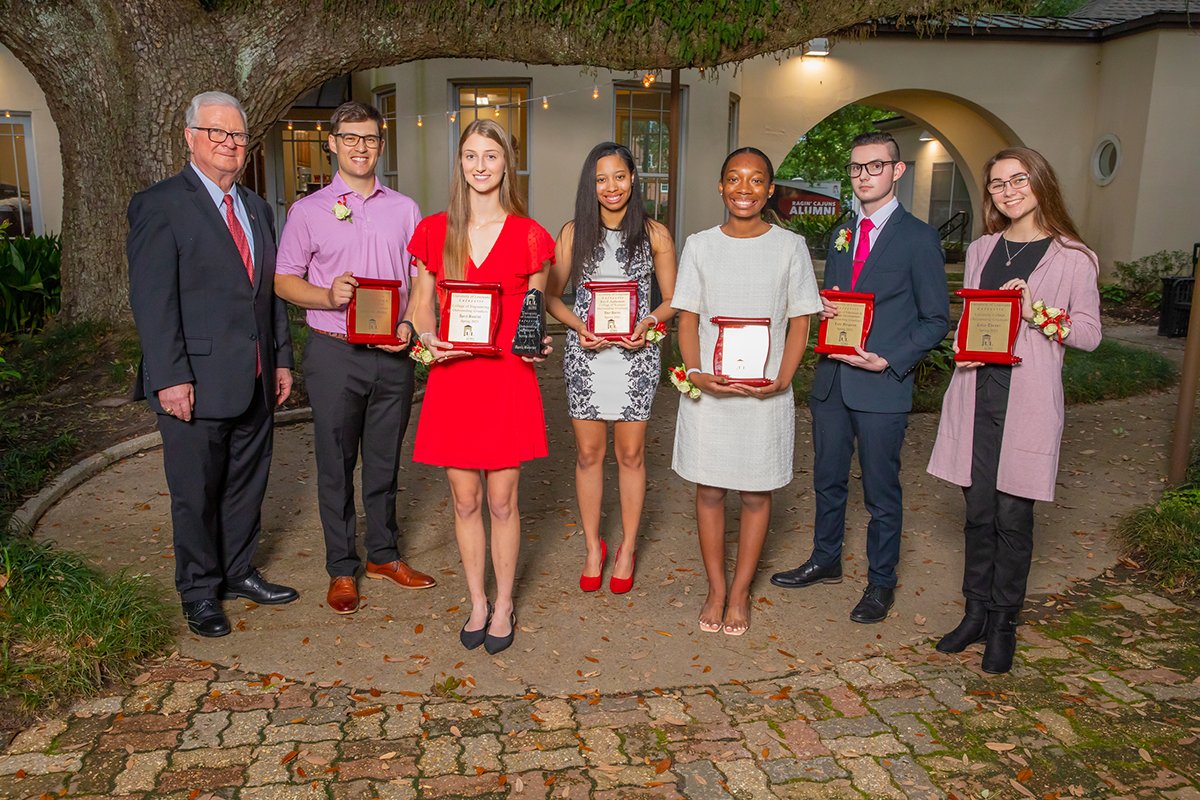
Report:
961,372,1036,612
159,381,273,602
810,367,909,588
304,332,416,577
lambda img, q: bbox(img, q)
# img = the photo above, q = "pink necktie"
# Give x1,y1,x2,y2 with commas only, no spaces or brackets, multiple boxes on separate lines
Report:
852,217,874,290
224,195,261,376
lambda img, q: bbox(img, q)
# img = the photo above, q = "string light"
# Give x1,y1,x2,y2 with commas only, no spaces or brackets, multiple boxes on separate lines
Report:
404,80,621,131
542,96,548,109
382,120,387,129
287,121,293,130
417,115,422,127
642,73,656,88
593,85,599,99
316,122,321,131
450,112,456,122
494,104,500,117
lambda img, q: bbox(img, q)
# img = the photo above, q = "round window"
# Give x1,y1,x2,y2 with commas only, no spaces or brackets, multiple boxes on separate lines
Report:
1091,135,1121,186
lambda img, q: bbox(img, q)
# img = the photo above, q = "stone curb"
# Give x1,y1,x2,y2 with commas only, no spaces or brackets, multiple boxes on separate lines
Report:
6,388,425,537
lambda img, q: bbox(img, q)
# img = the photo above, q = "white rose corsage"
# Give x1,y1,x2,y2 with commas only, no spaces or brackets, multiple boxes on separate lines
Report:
834,228,851,252
333,197,352,222
1031,300,1071,342
645,321,667,343
668,365,701,400
409,338,435,365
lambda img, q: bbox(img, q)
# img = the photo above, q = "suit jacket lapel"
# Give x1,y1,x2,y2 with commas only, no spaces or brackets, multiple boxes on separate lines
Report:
183,168,257,290
238,185,265,294
855,206,905,289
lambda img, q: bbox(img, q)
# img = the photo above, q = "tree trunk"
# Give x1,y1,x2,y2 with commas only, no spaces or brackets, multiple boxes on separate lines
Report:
0,0,984,323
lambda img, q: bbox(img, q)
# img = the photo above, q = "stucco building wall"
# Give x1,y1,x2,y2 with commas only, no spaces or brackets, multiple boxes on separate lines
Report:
0,44,63,235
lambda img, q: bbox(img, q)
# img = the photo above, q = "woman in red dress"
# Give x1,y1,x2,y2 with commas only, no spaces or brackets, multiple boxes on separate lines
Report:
401,119,555,656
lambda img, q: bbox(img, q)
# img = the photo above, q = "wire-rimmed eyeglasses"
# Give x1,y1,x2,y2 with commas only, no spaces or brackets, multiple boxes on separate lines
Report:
986,174,1030,194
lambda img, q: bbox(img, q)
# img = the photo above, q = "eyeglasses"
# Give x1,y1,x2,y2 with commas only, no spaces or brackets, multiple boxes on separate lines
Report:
987,174,1030,194
333,133,383,149
190,127,250,147
845,160,897,177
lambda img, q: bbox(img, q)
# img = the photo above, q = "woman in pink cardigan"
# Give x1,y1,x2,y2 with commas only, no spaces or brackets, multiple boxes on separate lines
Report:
927,147,1101,674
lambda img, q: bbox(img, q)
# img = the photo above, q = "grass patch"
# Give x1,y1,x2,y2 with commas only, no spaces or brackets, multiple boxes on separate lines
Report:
0,418,78,529
1115,459,1200,595
0,536,172,712
1062,338,1177,404
1,319,112,398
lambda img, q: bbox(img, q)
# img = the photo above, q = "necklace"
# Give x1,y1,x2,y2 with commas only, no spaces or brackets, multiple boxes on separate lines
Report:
471,214,506,231
1002,235,1038,267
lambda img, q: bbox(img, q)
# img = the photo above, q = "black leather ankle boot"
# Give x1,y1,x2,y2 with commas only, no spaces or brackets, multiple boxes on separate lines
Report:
981,610,1019,674
936,599,988,653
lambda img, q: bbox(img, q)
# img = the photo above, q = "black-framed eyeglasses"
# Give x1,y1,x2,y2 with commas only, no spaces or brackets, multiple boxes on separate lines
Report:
987,174,1030,194
333,133,383,149
845,160,896,177
190,126,250,147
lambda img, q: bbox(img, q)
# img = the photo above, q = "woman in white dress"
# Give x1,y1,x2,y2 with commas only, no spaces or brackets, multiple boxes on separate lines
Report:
672,147,821,635
546,143,678,594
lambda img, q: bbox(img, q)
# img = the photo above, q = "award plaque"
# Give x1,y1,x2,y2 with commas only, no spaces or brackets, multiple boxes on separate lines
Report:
346,277,404,345
583,280,638,340
955,289,1023,365
511,288,549,357
437,280,502,356
814,290,875,355
711,316,772,387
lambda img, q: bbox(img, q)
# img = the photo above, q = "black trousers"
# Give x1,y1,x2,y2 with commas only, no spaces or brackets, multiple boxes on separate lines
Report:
159,380,273,602
810,368,910,588
304,332,416,577
962,372,1036,612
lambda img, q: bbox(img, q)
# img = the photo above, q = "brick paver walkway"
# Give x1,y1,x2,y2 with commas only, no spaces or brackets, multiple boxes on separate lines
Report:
3,569,1197,800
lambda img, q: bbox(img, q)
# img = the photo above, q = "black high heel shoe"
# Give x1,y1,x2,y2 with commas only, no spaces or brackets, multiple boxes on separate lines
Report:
484,611,517,655
460,602,492,650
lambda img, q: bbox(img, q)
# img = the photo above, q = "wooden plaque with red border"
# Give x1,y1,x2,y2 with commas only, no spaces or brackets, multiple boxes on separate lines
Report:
346,278,404,345
814,290,875,355
955,289,1023,365
437,280,502,356
584,280,639,340
711,316,772,387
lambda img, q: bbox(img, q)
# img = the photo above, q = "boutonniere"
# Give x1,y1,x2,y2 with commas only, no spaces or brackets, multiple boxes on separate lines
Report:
1031,300,1071,342
834,228,851,252
333,197,352,223
668,365,701,400
645,321,667,343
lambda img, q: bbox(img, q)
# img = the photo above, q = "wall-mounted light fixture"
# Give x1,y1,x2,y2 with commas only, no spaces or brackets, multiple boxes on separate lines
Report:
805,38,830,56
919,130,935,142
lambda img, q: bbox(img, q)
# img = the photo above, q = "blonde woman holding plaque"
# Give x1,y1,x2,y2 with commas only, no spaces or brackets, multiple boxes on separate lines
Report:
400,119,555,656
927,147,1101,674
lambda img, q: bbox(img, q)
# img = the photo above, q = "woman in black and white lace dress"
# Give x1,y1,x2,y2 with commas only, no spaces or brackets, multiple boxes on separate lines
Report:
546,142,677,596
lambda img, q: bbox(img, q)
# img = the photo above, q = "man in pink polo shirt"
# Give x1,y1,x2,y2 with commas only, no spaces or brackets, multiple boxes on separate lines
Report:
276,101,436,615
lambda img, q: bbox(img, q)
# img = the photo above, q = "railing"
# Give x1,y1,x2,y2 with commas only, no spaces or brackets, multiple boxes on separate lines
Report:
938,210,970,247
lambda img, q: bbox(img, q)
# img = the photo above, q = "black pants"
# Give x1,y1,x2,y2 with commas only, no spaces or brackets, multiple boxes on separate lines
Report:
962,372,1036,612
810,368,910,588
304,332,416,577
159,381,273,602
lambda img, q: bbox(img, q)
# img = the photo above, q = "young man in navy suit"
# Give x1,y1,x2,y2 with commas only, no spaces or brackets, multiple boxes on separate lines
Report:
772,132,950,623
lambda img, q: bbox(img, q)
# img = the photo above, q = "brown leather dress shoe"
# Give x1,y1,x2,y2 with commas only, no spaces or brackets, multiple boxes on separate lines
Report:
365,560,436,589
327,576,359,615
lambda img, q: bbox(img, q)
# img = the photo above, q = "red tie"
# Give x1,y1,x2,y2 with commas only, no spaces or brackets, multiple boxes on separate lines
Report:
852,217,874,290
224,194,261,376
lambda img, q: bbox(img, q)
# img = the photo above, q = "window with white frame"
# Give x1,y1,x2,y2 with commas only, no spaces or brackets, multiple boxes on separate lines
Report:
0,113,40,235
451,83,530,203
614,83,684,227
375,88,398,191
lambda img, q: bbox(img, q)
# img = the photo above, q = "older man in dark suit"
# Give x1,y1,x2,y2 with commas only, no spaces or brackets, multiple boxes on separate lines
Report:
772,131,950,624
128,91,297,637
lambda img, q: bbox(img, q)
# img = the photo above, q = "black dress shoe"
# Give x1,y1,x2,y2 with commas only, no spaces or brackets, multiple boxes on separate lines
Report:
182,599,231,638
460,602,492,650
222,569,299,605
484,611,517,655
770,558,843,589
849,584,895,624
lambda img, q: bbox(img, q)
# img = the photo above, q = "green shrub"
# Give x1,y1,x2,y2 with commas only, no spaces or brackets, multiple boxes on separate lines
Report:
2,320,110,399
1098,282,1128,304
0,537,172,711
1116,485,1200,595
0,417,78,528
0,224,63,335
1113,250,1190,304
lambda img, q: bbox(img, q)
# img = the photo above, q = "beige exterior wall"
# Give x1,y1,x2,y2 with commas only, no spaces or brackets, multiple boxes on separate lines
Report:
354,61,739,247
0,44,63,235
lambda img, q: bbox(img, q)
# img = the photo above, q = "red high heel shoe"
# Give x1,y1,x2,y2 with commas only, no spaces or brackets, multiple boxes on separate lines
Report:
579,540,606,592
609,546,636,594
